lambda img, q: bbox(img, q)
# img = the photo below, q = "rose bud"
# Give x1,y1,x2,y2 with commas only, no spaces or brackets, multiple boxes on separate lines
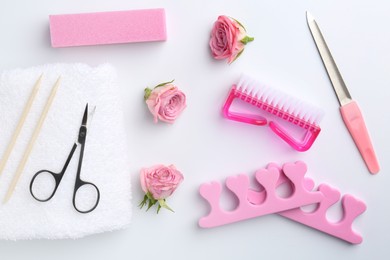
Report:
144,80,187,123
139,164,184,213
209,15,254,64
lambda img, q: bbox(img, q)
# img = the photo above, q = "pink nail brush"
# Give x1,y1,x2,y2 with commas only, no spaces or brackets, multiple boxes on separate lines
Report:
222,75,324,152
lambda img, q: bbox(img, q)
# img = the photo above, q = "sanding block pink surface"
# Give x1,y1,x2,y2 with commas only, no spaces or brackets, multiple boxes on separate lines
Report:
49,9,167,48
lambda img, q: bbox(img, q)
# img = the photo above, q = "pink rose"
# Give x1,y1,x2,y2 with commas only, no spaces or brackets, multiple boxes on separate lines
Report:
139,164,184,213
144,80,187,123
209,15,254,64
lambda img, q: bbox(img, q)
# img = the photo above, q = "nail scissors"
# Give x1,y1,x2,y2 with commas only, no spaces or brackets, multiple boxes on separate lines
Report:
29,104,100,213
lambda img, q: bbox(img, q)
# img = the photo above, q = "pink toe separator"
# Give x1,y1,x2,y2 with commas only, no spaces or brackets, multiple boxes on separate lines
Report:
246,163,367,244
199,161,366,244
198,161,323,228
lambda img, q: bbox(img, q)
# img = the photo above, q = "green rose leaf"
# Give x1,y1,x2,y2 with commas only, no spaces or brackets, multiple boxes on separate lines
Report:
154,79,175,89
241,36,254,45
139,192,158,211
139,192,175,213
230,17,246,31
144,87,152,101
144,80,175,101
138,194,148,209
158,199,174,213
230,49,245,64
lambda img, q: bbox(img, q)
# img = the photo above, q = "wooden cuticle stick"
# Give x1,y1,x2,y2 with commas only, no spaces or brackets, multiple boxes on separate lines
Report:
0,74,43,177
3,76,61,204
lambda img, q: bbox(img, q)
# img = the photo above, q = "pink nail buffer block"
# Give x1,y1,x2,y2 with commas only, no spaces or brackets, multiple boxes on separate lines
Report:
49,9,167,48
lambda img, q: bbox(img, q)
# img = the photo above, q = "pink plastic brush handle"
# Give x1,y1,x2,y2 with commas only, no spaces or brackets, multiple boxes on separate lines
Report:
222,89,267,126
340,101,380,174
222,87,321,151
269,121,320,152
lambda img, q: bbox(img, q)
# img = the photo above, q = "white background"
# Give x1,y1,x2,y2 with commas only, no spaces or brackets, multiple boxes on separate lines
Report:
0,0,389,259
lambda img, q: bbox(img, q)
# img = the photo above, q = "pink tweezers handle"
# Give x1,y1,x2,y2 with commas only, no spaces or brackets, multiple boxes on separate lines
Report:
340,101,380,174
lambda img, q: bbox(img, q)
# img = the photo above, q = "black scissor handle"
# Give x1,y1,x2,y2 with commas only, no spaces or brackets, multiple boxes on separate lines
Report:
72,179,100,214
30,169,63,202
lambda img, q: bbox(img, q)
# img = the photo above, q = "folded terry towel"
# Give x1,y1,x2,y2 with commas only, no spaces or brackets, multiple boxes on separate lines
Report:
0,63,131,240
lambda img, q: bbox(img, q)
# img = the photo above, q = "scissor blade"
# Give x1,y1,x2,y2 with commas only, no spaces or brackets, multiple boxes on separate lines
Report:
306,11,352,106
81,103,88,126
